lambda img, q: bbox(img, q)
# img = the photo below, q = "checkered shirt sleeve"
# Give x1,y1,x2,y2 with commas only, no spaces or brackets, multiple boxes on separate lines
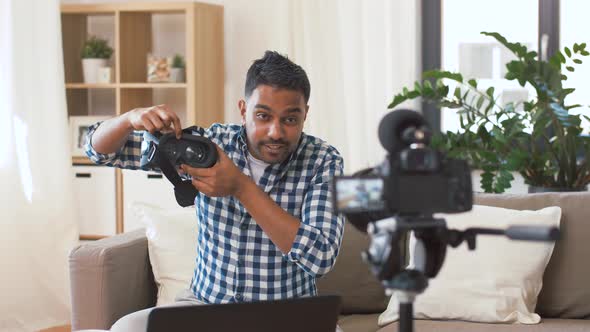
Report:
286,154,344,277
84,121,148,170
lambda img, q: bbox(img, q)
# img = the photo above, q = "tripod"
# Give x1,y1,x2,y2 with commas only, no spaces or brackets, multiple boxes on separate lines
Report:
365,216,559,332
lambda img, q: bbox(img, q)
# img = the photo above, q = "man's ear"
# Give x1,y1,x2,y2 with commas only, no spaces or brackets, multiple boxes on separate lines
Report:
304,105,309,121
238,99,247,125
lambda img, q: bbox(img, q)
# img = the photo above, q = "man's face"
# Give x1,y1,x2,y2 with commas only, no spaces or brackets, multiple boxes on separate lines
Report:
239,85,308,164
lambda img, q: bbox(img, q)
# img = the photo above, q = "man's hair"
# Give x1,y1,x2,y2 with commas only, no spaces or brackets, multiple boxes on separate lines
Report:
245,51,311,103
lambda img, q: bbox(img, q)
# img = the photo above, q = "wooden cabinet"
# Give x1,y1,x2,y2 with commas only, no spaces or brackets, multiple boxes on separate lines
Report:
61,2,224,238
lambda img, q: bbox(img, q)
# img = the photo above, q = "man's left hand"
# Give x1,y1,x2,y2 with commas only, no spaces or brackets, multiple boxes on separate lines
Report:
180,145,249,197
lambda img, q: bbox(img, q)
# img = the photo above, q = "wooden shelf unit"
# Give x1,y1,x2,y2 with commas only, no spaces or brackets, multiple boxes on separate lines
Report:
61,2,224,238
61,2,224,124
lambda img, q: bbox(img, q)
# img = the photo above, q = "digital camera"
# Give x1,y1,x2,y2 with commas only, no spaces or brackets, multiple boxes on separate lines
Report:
332,109,472,217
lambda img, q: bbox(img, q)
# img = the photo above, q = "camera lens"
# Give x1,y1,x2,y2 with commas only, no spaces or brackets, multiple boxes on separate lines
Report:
184,145,205,163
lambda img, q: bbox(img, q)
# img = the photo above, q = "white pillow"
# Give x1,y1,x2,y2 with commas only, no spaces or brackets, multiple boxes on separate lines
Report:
379,204,561,326
132,202,198,306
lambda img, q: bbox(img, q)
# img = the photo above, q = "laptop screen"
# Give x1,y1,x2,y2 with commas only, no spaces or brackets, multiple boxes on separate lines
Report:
147,295,341,332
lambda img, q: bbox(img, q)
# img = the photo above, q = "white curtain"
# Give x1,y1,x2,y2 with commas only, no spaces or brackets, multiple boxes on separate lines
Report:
287,0,421,173
0,0,78,331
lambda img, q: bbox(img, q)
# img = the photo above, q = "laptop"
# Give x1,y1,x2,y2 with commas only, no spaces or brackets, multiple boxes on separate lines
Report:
146,295,341,332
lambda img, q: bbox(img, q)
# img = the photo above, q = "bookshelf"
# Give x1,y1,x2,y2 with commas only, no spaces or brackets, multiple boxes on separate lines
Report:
61,2,224,238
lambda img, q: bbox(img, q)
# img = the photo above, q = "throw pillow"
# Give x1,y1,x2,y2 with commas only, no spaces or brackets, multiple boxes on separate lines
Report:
378,204,561,326
131,202,198,306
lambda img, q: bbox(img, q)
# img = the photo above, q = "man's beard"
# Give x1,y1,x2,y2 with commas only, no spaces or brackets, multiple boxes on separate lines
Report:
256,139,291,163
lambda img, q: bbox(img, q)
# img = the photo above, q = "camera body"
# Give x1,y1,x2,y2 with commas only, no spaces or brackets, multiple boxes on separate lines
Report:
333,109,472,217
383,150,472,215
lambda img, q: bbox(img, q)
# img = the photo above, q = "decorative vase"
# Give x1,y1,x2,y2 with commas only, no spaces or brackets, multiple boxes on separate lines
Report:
528,186,588,193
82,58,108,84
170,67,185,83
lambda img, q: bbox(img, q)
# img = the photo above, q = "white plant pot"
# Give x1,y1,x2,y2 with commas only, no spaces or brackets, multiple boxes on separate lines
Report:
82,58,108,84
170,68,185,83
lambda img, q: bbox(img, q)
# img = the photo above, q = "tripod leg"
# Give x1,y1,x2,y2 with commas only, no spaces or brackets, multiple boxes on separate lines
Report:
399,302,413,332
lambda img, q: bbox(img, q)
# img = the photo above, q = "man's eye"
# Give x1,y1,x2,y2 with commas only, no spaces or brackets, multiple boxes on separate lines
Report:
256,113,269,120
285,117,298,124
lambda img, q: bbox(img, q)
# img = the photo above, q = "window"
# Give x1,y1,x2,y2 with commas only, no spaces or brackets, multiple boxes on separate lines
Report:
423,0,580,132
440,0,539,132
561,0,590,129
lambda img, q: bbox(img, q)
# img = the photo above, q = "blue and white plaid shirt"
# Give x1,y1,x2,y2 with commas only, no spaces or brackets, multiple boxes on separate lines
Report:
85,122,345,303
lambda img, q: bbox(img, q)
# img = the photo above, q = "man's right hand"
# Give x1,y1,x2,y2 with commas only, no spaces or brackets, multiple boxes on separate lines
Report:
126,104,182,139
91,104,183,155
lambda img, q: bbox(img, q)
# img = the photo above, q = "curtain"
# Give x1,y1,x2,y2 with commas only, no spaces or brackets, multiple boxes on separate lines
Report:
0,0,78,331
287,0,421,173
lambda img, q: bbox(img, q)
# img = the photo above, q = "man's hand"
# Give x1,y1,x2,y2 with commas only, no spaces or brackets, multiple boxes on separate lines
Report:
91,104,181,154
181,145,250,197
126,104,182,139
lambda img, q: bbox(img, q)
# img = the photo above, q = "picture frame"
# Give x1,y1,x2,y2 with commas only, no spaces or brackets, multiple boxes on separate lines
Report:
69,115,110,157
147,54,172,83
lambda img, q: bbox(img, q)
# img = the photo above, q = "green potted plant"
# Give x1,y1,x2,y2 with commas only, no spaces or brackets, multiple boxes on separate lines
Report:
389,32,590,193
80,36,114,84
170,54,185,83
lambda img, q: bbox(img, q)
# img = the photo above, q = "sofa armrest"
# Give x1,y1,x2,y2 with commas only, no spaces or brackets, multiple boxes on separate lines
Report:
69,229,157,331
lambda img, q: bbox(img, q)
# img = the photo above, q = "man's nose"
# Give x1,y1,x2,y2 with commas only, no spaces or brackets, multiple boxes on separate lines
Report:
268,121,284,140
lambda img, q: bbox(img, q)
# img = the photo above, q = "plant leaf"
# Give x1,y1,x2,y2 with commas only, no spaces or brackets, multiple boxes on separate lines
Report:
423,70,463,83
388,94,408,109
486,87,495,98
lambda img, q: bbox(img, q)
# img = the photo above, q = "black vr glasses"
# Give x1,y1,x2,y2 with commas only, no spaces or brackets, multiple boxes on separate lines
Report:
140,126,218,207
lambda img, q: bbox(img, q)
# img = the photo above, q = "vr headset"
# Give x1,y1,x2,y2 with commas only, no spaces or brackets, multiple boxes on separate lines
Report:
140,126,218,207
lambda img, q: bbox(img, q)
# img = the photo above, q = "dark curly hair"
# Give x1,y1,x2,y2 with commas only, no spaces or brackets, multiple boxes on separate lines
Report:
244,50,311,103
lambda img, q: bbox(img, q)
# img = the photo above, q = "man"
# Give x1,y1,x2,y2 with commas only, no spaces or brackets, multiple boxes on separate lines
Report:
85,51,345,331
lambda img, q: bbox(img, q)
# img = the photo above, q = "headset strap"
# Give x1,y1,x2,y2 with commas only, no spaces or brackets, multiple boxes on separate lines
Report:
156,147,198,207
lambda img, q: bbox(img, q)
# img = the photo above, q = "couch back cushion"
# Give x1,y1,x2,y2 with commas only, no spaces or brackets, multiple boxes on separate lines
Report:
316,221,389,314
475,192,590,319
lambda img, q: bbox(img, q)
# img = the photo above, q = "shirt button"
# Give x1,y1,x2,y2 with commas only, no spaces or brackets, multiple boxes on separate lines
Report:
240,223,248,230
235,293,243,301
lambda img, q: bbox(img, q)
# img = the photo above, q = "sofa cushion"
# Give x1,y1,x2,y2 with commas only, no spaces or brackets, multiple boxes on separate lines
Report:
475,192,590,319
379,205,560,325
132,202,197,306
377,318,590,332
317,221,389,314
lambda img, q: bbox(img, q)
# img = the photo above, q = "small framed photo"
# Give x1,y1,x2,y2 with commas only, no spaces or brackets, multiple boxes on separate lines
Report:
70,116,109,157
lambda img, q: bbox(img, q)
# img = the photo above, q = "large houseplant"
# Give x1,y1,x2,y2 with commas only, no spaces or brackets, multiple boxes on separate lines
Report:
389,32,590,193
